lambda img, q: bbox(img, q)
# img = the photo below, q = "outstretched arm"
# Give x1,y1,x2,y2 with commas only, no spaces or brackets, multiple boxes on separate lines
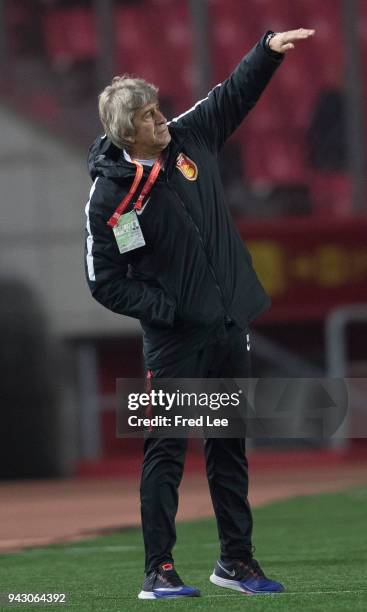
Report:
171,29,315,153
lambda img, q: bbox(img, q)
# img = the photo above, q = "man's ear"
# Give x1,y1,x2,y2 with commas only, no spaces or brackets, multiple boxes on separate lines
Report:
124,134,135,145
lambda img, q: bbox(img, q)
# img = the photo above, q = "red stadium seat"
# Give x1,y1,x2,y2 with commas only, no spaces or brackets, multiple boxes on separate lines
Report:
115,2,193,112
243,129,309,185
310,172,352,217
211,24,256,83
43,8,97,63
253,0,301,34
32,0,353,212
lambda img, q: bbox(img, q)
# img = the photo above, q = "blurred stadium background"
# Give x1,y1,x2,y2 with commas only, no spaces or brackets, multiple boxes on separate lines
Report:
1,0,367,549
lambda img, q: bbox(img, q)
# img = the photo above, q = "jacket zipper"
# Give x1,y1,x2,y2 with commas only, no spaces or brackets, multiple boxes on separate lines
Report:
166,183,229,313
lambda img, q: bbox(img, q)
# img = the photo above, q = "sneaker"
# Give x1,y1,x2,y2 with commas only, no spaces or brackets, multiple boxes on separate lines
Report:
138,562,201,599
210,558,284,595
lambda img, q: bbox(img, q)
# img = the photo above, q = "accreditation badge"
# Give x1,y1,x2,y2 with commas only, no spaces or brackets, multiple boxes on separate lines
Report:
112,210,146,254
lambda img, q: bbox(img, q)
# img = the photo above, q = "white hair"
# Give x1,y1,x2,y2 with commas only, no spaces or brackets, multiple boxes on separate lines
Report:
98,75,159,149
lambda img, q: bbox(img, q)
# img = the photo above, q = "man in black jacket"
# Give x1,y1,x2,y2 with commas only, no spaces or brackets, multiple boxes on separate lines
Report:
85,28,314,599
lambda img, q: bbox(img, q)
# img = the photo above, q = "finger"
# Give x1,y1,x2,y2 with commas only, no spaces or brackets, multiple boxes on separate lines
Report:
295,28,316,36
283,43,295,51
284,28,315,41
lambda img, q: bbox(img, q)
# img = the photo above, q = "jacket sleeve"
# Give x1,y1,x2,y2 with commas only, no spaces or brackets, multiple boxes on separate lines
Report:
170,32,284,153
85,180,176,327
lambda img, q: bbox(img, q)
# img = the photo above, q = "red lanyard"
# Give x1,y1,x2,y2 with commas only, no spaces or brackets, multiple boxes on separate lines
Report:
107,155,163,228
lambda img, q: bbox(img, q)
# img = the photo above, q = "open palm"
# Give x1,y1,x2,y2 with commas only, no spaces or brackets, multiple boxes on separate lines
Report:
270,28,315,53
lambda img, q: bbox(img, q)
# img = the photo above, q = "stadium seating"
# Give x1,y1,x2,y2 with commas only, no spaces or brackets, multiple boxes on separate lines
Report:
309,172,352,217
243,129,309,185
43,7,97,64
208,0,352,214
115,2,192,111
7,0,361,215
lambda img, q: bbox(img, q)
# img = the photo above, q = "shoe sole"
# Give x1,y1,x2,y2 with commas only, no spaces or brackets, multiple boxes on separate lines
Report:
138,590,200,600
210,573,283,595
138,591,157,600
210,573,251,595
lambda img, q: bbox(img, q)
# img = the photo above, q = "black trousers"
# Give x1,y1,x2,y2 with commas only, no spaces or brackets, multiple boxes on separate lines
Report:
140,324,253,573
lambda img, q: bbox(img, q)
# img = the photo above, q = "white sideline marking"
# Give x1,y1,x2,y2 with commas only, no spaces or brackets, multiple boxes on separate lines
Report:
18,543,220,556
108,590,367,601
67,545,139,553
10,545,140,556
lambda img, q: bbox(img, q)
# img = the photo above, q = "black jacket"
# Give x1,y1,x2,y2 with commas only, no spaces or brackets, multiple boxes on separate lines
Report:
85,34,283,367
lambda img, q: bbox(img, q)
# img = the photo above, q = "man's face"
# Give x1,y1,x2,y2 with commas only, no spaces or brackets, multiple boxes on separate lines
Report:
129,100,171,158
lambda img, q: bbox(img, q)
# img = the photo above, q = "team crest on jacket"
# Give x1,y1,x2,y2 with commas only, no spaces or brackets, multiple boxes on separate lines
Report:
176,153,198,181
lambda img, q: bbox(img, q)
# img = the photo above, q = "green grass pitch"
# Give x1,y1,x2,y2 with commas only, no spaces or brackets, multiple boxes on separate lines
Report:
1,487,367,611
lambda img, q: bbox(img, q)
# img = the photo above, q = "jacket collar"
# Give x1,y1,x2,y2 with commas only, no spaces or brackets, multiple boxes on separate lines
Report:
88,125,189,182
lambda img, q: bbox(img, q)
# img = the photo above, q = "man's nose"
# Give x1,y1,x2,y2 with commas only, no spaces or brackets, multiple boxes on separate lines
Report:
155,110,167,124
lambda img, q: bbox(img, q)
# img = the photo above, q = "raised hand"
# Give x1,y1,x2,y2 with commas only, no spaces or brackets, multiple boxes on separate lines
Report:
269,28,315,54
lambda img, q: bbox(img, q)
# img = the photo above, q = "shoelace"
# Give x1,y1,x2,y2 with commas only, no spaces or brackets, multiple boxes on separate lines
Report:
237,558,265,579
158,567,183,587
248,559,265,579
